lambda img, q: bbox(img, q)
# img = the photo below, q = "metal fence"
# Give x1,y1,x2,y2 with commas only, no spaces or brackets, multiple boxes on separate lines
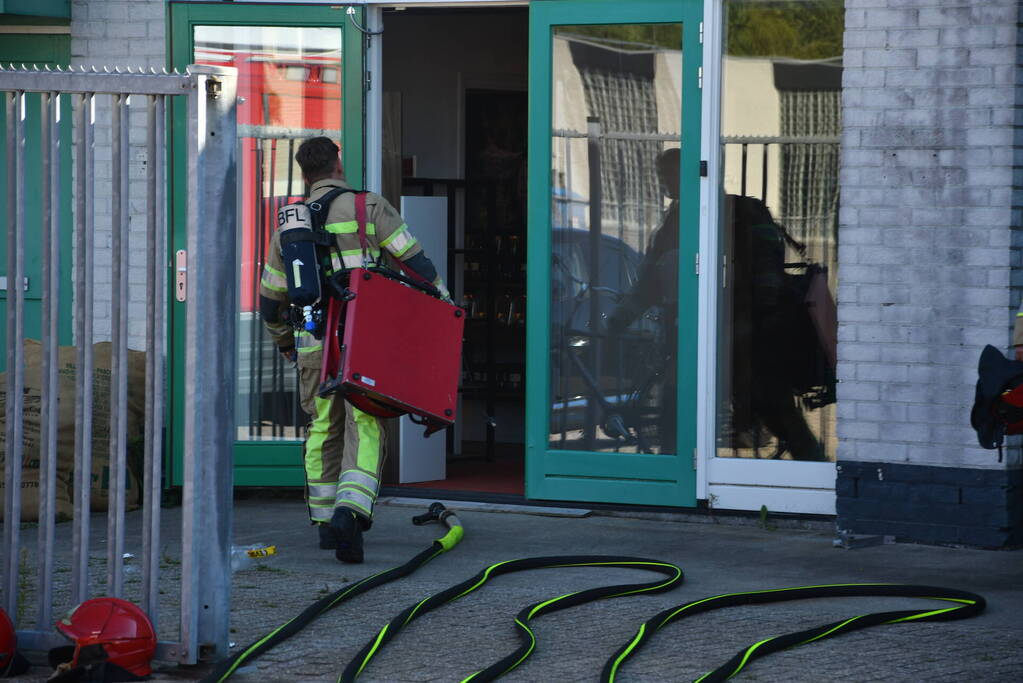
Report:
1,64,238,664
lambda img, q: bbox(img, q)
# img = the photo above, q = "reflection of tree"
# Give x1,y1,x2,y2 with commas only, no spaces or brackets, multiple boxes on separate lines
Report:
565,24,681,51
726,0,843,60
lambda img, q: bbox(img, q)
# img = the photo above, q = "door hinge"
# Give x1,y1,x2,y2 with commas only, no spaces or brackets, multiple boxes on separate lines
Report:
697,66,703,89
692,448,698,470
699,160,708,177
175,249,187,302
695,252,700,276
699,21,704,45
722,254,728,288
365,70,372,91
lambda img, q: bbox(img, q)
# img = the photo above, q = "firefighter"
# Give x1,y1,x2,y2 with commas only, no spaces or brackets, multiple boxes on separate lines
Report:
259,137,449,563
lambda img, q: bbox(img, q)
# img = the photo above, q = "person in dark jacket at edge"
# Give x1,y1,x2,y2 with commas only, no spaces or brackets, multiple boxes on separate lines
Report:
728,195,826,461
607,146,825,461
258,137,449,563
606,147,681,454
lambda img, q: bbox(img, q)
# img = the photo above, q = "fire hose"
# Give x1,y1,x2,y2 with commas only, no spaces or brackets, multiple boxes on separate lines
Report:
205,502,985,682
202,502,463,683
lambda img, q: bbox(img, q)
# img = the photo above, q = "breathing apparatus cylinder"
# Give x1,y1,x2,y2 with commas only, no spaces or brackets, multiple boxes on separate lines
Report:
277,202,323,332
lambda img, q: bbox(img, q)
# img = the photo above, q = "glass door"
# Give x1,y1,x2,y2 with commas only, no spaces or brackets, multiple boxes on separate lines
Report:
708,0,842,514
526,0,702,506
169,3,363,486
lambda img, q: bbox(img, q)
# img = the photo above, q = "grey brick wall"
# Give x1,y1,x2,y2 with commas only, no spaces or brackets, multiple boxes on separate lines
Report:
70,0,167,349
838,0,1023,471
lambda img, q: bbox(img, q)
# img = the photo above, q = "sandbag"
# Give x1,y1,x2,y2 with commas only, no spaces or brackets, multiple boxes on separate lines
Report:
0,340,146,522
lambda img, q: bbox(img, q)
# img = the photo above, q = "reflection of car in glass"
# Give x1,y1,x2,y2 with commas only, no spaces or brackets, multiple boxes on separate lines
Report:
550,229,671,452
552,228,639,334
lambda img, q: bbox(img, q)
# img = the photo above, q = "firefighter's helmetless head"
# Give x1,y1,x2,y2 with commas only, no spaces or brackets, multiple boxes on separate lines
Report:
296,136,345,184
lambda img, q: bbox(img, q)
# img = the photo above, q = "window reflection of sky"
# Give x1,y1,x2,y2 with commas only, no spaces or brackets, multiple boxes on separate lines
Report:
195,25,340,57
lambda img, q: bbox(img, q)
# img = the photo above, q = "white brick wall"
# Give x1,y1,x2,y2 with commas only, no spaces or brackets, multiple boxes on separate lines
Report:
70,0,167,350
839,0,1022,469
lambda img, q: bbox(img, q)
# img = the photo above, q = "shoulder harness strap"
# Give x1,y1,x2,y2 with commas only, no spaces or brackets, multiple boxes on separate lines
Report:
307,187,359,235
354,190,370,264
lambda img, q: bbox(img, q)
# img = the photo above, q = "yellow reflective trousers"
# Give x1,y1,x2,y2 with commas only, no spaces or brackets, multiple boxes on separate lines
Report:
298,367,386,523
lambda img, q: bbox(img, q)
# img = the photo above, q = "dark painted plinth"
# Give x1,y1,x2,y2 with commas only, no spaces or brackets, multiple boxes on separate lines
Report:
836,460,1022,548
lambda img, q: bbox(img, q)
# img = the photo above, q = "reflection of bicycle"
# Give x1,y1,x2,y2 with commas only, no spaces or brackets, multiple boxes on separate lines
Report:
551,254,671,454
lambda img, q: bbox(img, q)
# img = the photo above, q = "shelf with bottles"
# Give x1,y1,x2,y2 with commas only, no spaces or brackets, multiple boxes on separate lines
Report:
461,362,525,399
460,292,527,328
460,232,527,284
461,388,524,400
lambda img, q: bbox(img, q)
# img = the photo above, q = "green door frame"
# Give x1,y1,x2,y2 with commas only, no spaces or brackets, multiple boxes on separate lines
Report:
525,0,702,507
0,32,74,372
167,1,364,487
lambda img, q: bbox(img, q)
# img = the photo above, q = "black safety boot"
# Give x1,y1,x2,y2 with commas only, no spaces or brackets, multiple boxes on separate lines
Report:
329,508,364,563
318,522,338,550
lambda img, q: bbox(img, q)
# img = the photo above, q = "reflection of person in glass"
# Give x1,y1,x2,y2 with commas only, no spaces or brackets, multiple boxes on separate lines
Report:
729,195,826,461
606,147,680,454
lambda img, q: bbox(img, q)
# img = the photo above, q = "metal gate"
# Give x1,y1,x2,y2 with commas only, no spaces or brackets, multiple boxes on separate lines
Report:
1,64,238,665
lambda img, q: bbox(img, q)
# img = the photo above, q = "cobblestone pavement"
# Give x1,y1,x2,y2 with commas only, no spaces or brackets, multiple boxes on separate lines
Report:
8,497,1022,682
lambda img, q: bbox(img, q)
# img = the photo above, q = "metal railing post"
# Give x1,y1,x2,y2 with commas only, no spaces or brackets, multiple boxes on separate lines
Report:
36,90,62,629
107,92,131,598
180,65,238,664
71,91,96,607
141,92,167,625
2,89,26,619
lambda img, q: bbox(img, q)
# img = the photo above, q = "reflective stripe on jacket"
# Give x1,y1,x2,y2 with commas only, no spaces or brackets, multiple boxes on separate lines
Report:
259,178,430,369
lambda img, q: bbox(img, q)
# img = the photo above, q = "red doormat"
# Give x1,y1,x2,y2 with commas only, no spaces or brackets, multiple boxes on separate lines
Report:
402,455,524,495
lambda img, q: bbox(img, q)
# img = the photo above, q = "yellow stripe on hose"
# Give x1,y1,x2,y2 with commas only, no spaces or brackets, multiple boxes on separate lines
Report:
460,619,537,682
730,637,773,680
797,615,866,646
661,583,896,627
453,560,517,600
527,592,579,619
403,597,433,627
606,623,647,683
503,618,538,676
886,606,961,623
355,624,391,677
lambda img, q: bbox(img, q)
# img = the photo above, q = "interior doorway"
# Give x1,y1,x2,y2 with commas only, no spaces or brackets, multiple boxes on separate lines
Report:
380,6,529,497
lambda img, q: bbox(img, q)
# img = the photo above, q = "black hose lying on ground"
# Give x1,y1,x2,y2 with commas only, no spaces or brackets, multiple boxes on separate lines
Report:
201,503,463,683
600,583,986,682
203,504,985,683
338,556,685,682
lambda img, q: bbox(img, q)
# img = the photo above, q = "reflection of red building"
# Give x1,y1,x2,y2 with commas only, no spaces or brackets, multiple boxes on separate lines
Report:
196,49,343,311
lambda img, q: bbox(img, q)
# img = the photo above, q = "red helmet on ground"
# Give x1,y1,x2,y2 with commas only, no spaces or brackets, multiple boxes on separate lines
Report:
1,607,30,677
56,598,156,678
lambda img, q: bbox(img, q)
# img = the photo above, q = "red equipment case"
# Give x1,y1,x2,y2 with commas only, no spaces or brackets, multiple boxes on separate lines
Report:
319,268,464,435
